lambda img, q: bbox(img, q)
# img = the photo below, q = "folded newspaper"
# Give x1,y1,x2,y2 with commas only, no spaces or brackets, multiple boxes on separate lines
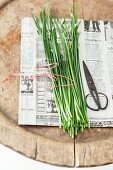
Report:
19,18,113,127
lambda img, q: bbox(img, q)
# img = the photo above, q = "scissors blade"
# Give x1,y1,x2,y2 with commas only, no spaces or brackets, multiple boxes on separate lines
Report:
83,61,95,90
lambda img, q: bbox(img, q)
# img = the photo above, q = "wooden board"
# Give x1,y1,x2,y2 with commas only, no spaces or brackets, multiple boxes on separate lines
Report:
0,0,113,167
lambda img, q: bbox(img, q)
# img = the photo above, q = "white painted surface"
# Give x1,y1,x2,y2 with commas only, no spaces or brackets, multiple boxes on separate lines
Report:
0,144,112,170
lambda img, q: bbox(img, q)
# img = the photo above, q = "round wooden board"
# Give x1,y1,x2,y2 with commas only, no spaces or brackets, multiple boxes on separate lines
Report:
0,0,113,167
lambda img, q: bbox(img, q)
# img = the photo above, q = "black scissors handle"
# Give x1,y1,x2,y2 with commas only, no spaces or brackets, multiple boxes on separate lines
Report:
86,92,108,111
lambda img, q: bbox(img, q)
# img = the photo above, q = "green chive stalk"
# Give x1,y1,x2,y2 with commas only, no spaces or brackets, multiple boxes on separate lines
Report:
33,8,90,137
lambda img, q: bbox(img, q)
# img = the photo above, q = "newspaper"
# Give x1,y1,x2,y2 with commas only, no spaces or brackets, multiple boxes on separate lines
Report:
79,20,113,127
19,18,59,125
19,18,113,127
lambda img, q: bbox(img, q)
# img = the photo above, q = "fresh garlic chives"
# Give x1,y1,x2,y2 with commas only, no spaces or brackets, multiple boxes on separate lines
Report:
33,8,90,137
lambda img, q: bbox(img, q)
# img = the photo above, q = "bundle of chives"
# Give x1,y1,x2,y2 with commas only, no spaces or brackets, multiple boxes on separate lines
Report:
33,8,90,137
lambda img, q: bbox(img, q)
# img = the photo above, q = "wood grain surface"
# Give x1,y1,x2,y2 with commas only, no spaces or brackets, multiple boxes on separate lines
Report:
0,0,113,167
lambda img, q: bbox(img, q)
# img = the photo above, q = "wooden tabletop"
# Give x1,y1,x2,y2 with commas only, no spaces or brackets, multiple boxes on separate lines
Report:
0,0,113,167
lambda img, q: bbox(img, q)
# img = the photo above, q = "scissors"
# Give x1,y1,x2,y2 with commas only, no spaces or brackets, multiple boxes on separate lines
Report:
83,61,108,111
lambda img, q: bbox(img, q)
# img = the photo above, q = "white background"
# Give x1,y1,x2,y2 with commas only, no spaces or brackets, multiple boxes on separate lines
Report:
0,144,113,170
